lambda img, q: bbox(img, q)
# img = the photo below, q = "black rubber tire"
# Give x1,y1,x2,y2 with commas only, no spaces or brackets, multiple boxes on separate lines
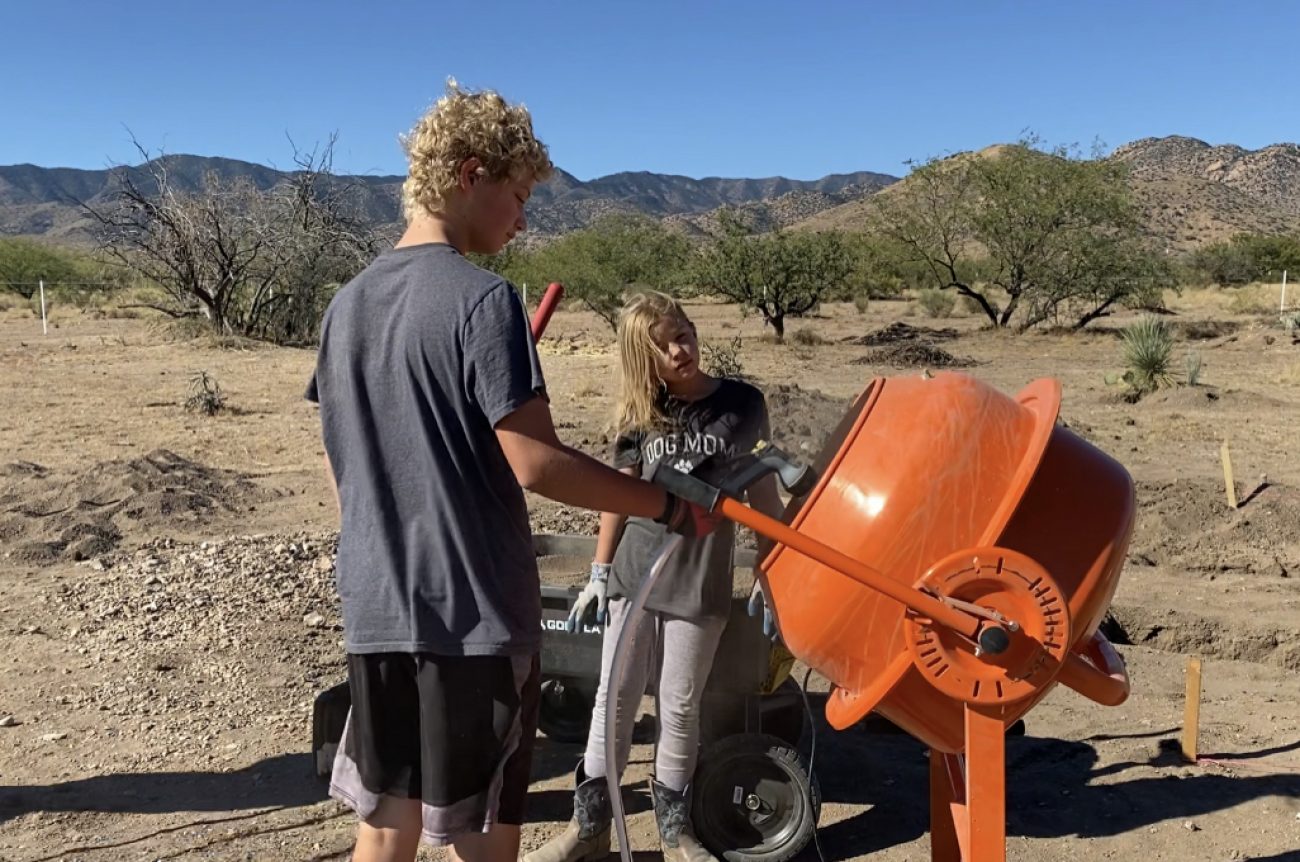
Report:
691,733,820,862
537,678,594,744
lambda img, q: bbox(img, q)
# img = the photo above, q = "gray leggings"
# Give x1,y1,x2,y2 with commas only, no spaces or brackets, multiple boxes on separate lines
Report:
583,597,726,792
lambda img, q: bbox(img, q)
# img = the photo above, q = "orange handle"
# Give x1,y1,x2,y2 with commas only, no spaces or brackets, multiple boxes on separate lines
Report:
530,282,564,341
715,496,984,640
1056,630,1130,706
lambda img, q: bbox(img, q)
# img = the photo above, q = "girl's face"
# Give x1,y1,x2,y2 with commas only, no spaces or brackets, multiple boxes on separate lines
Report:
649,314,700,385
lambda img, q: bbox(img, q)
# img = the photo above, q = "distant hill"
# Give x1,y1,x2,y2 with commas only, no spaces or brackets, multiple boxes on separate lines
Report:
1111,136,1300,251
792,136,1300,253
0,155,898,245
8,137,1296,253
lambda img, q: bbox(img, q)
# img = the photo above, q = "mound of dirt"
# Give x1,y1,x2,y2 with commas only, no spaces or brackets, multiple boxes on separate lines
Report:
842,321,960,346
1106,604,1300,671
0,449,259,563
854,342,976,368
1177,319,1240,340
763,383,854,456
1129,478,1300,576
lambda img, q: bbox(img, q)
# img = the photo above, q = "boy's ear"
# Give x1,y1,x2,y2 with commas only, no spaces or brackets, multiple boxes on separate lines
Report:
458,157,484,191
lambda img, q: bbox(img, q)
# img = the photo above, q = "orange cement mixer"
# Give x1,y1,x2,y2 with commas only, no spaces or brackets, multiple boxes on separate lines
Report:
659,371,1134,862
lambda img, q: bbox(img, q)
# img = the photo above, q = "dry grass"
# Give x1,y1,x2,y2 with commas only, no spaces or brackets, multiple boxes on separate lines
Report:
1168,285,1227,314
1228,282,1286,315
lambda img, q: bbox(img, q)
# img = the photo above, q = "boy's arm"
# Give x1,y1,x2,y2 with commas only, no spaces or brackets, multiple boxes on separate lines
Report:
593,467,639,565
495,396,668,519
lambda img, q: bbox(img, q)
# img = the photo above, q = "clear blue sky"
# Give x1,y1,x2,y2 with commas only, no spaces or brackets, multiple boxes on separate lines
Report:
4,0,1296,181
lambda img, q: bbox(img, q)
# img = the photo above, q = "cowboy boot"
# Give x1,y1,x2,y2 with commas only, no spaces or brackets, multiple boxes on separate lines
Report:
524,764,612,862
650,778,718,862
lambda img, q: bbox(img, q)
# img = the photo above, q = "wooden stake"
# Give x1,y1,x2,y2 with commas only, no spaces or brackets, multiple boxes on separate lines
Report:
1220,442,1238,510
1181,657,1203,763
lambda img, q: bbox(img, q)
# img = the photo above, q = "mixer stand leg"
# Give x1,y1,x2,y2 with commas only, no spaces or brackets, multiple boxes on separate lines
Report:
929,705,1007,861
929,748,963,861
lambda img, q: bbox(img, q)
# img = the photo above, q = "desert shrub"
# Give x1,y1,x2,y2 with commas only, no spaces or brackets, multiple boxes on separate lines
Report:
1184,350,1203,386
853,292,870,315
1193,233,1300,286
702,336,745,379
917,288,956,318
161,316,213,341
1121,316,1174,394
789,327,827,346
184,371,227,416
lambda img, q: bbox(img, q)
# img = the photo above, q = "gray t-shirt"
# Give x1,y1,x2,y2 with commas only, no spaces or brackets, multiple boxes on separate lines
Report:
306,243,546,657
608,379,769,619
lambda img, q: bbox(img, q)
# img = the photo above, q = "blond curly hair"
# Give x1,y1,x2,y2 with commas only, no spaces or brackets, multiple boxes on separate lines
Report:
400,80,554,222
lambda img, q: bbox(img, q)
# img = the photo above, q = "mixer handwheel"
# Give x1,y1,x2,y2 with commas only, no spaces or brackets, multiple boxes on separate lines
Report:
905,547,1072,705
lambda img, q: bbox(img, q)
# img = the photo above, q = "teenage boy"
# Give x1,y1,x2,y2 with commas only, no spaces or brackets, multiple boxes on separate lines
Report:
307,82,716,862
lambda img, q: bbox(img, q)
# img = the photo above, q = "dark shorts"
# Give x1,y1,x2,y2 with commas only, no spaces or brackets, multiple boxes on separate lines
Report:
329,651,540,845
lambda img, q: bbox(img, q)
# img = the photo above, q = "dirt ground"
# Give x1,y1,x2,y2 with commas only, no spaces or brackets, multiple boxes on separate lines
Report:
1,290,1298,861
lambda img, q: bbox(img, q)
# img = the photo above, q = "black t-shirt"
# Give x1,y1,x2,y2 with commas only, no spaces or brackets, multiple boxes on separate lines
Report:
608,378,769,619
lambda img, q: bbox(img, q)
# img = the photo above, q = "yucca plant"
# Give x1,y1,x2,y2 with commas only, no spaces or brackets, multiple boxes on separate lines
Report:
1121,316,1174,395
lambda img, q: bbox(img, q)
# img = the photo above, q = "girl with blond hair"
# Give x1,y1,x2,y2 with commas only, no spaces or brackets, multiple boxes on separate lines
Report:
526,291,784,862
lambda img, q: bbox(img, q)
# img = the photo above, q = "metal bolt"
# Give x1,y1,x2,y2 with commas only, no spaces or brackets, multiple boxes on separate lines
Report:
744,794,762,811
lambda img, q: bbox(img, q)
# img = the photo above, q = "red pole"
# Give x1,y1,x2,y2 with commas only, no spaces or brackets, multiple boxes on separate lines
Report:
530,282,565,341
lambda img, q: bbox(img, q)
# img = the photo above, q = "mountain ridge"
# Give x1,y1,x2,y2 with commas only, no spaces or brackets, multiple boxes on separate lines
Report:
4,136,1298,252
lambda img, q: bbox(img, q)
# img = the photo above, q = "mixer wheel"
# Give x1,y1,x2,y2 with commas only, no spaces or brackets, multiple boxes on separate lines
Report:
692,733,820,862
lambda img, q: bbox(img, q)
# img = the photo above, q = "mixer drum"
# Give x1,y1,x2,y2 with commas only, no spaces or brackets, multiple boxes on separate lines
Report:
762,372,1135,753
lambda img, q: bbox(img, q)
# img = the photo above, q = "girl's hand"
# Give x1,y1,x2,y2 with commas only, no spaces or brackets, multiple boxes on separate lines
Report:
566,563,611,632
747,580,780,641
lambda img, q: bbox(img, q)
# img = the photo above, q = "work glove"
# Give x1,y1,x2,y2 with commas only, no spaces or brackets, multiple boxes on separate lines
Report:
566,562,611,633
747,579,780,641
655,491,722,538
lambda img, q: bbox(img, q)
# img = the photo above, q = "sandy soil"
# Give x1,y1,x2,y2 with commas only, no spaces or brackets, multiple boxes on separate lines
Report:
1,292,1298,861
